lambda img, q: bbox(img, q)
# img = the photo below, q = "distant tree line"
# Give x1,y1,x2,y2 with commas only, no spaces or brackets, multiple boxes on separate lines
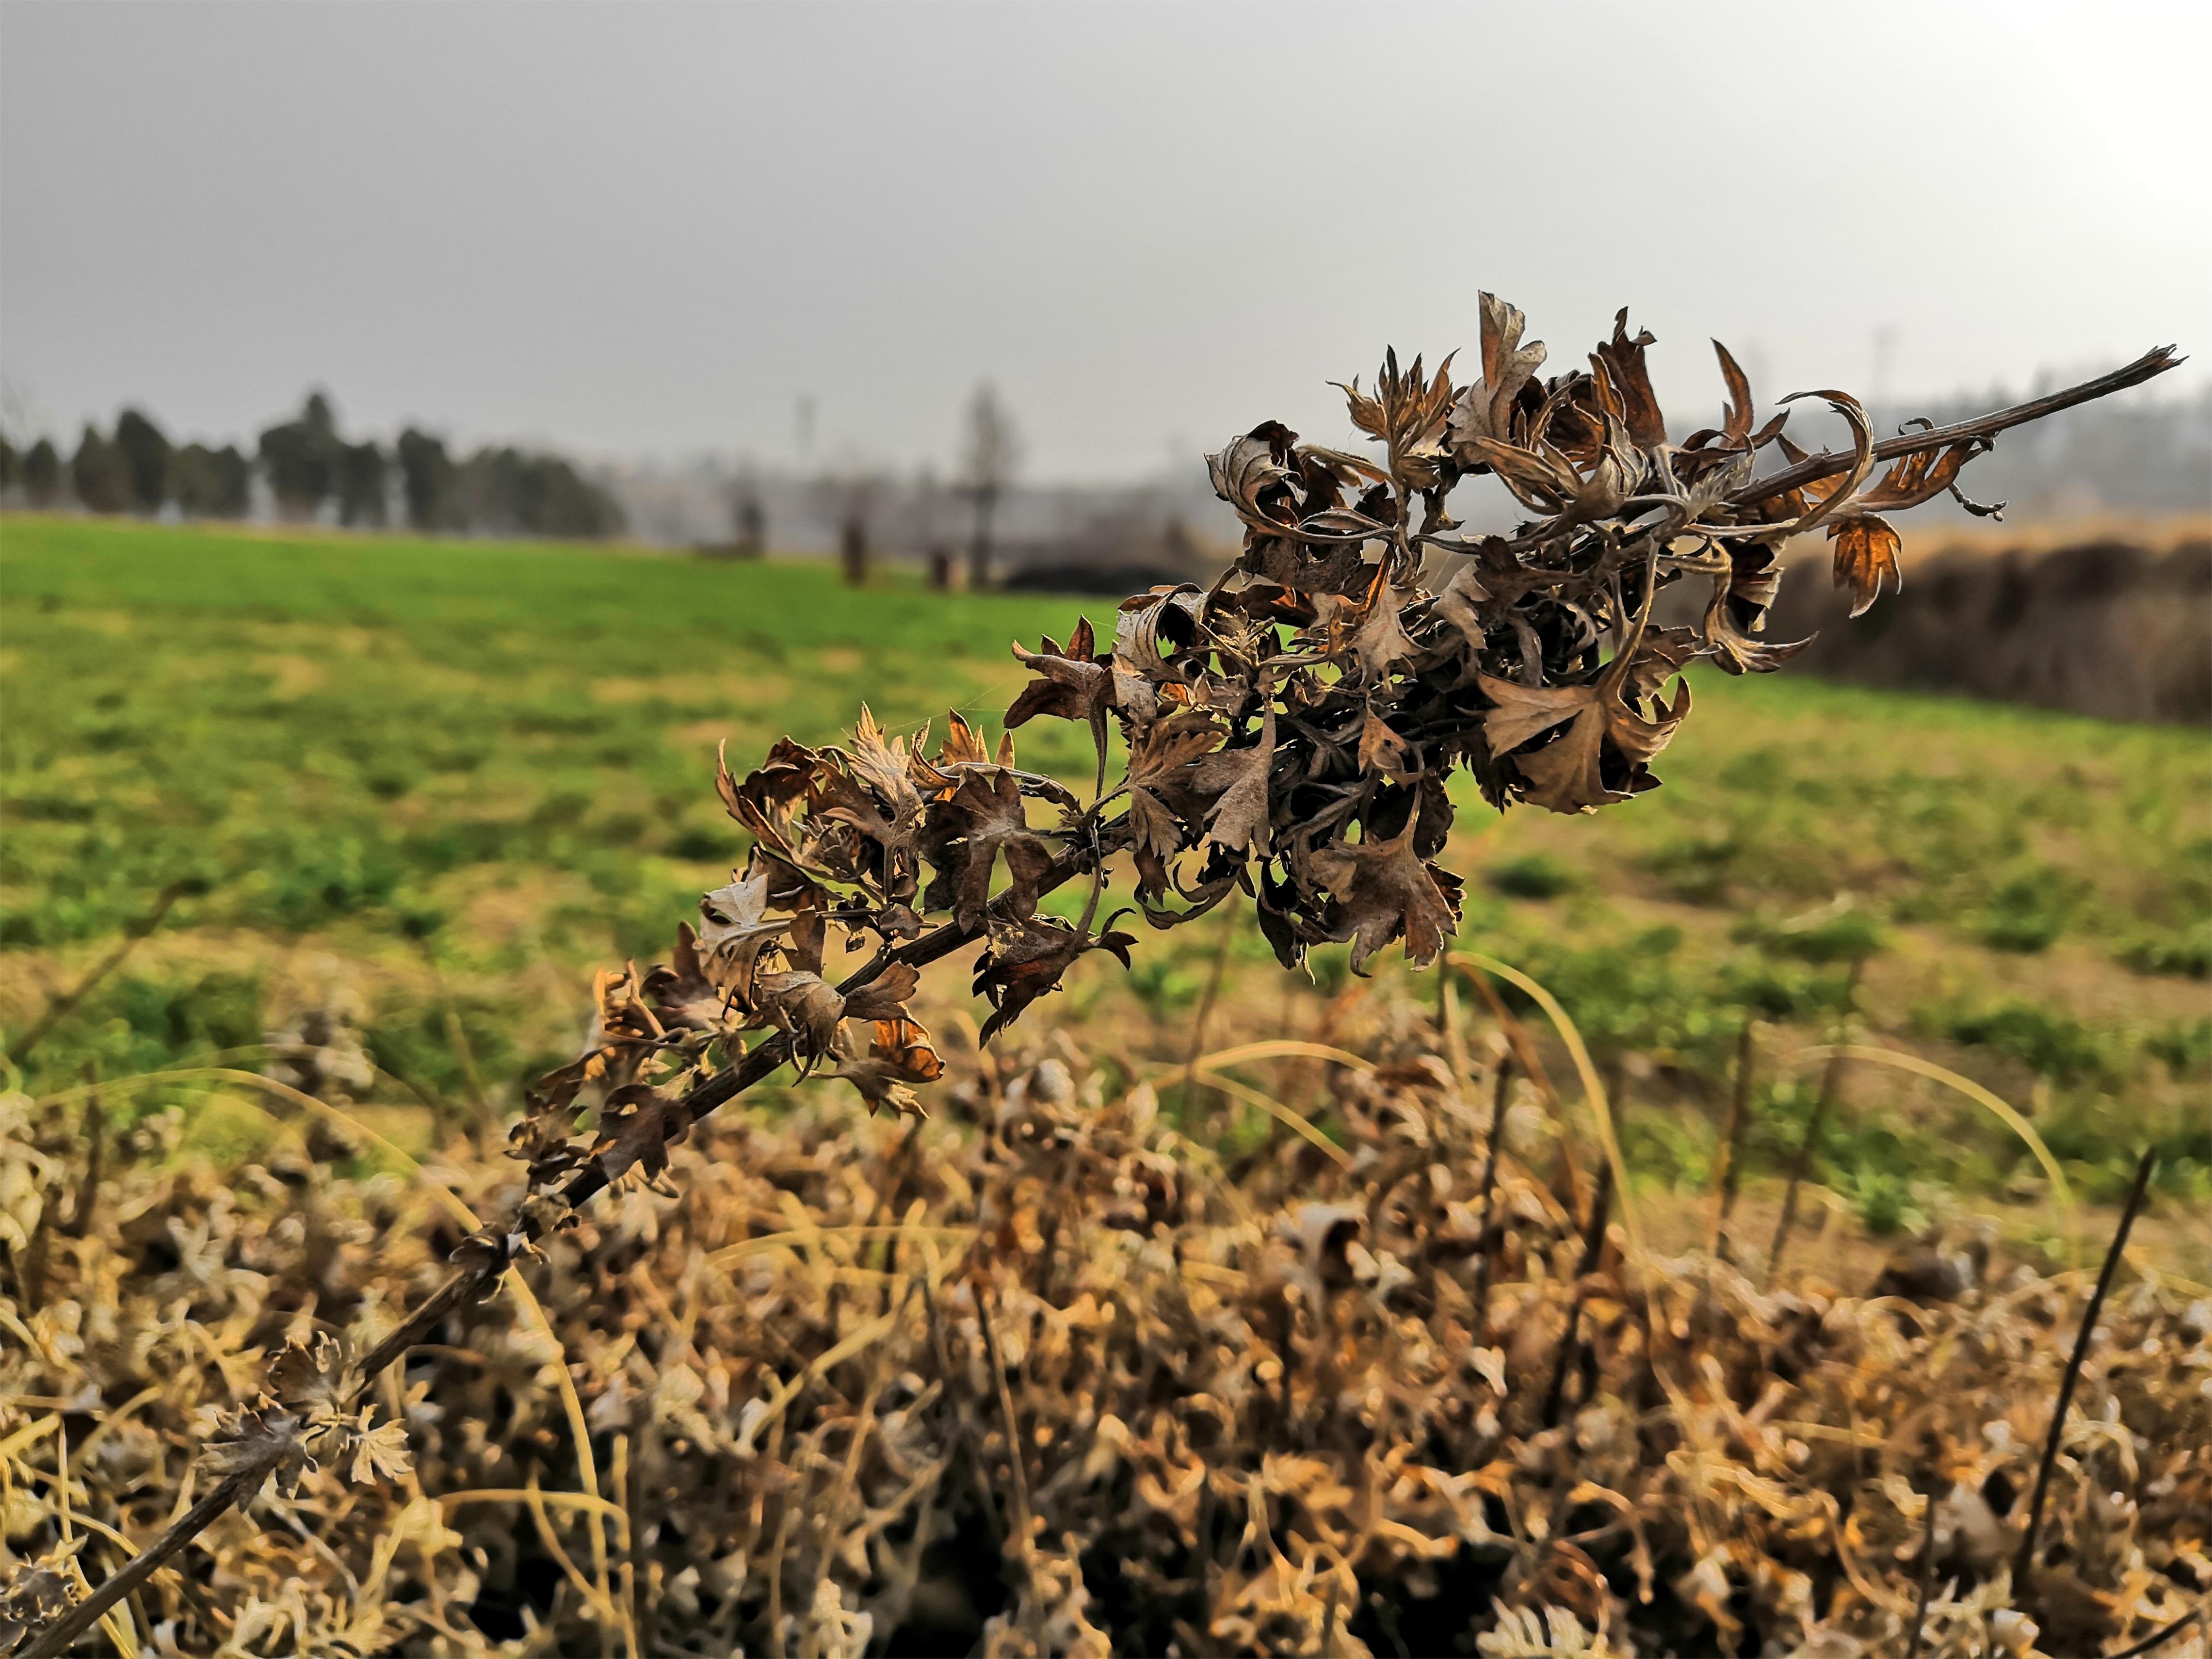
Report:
0,390,624,540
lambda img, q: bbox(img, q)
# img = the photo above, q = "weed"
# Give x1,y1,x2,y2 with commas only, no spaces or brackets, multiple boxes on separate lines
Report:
1978,868,2077,953
1934,999,2125,1086
2120,918,2212,979
1740,900,1887,965
2147,1015,2212,1078
1486,852,1575,900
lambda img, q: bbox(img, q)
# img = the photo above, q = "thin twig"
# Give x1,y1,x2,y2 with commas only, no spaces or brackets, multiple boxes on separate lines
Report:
763,1476,797,1659
1179,910,1236,1113
1730,346,2183,507
1710,1019,1756,1262
7,881,190,1066
918,1259,1005,1556
60,1065,107,1240
1469,1053,1514,1322
2104,1598,2209,1659
2012,1147,2157,1595
1457,962,1586,1208
1765,1051,1841,1287
416,937,495,1145
1437,965,1469,1090
1767,962,1861,1288
974,1283,1035,1571
626,1404,657,1657
1904,1473,1942,1659
1542,1160,1613,1430
24,1469,258,1659
1695,1022,1759,1337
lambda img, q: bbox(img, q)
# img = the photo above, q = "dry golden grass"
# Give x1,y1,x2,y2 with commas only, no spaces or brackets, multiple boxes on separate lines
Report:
6,1022,2209,1656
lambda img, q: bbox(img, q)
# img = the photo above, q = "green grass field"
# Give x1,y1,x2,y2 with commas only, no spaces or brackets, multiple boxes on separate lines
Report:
4,516,2207,1258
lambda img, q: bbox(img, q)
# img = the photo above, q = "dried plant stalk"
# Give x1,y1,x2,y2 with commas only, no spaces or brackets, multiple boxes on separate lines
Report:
2012,1147,2158,1594
1541,1161,1614,1430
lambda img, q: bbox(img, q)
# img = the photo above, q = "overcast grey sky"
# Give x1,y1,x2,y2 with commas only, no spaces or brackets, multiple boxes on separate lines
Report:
3,0,2205,480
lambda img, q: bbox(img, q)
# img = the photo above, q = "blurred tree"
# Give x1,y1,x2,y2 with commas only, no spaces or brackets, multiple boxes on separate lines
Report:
0,436,16,494
23,438,62,507
113,407,172,513
729,470,767,559
396,428,461,531
915,464,954,590
815,461,885,587
457,447,623,540
258,391,341,520
337,440,388,527
959,381,1021,588
170,443,252,518
70,424,129,513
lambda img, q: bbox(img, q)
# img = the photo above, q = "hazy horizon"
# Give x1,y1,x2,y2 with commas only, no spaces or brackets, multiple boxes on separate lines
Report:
4,0,2207,483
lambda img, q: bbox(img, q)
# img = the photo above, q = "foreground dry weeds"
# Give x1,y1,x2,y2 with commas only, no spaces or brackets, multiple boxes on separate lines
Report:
4,1020,2207,1657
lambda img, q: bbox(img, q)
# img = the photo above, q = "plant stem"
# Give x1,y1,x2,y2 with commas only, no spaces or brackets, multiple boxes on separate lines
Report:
8,881,188,1067
24,1470,257,1659
61,1064,107,1240
1765,1057,1840,1288
2012,1147,2157,1596
919,1261,1005,1557
1709,1020,1756,1263
974,1285,1034,1571
1455,962,1586,1210
1767,963,1861,1288
1731,347,2183,508
1469,1054,1514,1322
2103,1599,2209,1659
1542,1160,1613,1430
417,938,494,1145
1437,967,1469,1090
1178,911,1236,1115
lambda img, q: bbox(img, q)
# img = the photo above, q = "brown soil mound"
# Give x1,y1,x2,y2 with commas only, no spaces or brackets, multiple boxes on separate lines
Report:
1770,539,2212,725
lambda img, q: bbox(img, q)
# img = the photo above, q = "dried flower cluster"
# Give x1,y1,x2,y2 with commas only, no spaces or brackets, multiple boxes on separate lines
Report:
4,1040,2207,1656
504,299,2148,1230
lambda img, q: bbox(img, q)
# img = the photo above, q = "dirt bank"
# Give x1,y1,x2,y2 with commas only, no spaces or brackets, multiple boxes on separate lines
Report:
1767,534,2212,724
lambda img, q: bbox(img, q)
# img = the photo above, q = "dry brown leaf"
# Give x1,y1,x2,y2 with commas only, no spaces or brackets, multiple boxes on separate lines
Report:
921,767,1057,933
1828,515,1905,618
1005,618,1115,782
1448,292,1549,458
589,1082,694,1188
1308,820,1463,973
1194,700,1276,858
830,1016,945,1117
694,870,789,1009
972,913,1136,1044
1476,668,1691,814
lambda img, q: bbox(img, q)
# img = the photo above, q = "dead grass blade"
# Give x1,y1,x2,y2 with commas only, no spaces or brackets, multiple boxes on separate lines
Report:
1450,951,1643,1263
1785,1044,2082,1266
1177,1066,1354,1171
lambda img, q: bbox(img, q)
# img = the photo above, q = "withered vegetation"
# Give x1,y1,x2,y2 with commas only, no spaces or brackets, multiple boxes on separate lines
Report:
6,1042,2210,1656
5,302,2195,1656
